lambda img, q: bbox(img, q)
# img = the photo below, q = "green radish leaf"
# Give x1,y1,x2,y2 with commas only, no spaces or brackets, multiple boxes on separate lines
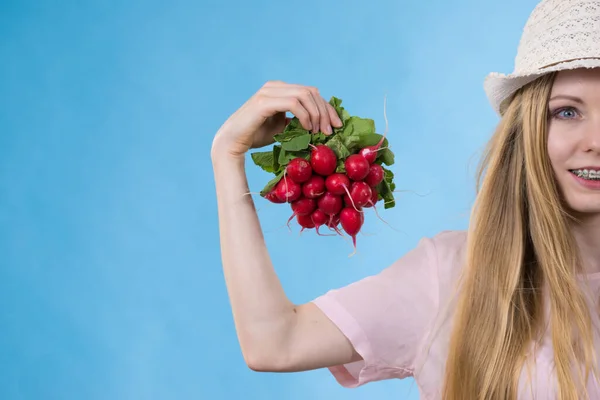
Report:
379,149,395,166
277,147,288,166
275,128,309,143
330,96,342,109
274,129,311,151
382,166,396,190
283,117,307,133
347,116,375,136
371,137,394,166
250,150,275,173
325,135,351,159
281,134,311,151
335,159,346,173
344,132,382,153
358,133,385,147
329,96,351,125
340,116,374,141
311,132,328,145
341,122,354,138
260,170,285,197
332,125,345,136
339,117,377,152
272,145,282,173
377,180,395,209
377,166,396,209
278,148,310,166
293,150,311,162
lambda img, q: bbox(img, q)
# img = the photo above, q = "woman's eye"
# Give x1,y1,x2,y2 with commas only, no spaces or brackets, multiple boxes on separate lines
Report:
552,107,580,120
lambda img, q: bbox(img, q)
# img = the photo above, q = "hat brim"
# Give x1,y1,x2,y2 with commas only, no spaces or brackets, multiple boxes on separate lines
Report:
484,58,600,116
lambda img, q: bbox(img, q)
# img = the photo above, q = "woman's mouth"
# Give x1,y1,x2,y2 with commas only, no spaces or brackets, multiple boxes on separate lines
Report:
569,169,600,181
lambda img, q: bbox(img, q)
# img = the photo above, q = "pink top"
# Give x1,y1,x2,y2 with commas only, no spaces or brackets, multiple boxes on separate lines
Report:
311,230,600,399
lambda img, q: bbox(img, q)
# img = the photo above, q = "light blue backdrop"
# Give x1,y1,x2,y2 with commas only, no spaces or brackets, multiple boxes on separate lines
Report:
0,0,539,399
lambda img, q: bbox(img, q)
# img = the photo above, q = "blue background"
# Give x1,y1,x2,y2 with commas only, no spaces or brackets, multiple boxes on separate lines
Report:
0,0,539,399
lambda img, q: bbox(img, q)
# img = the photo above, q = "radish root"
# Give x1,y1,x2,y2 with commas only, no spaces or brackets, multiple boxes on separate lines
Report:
327,215,344,236
369,201,402,233
348,242,359,258
316,227,336,237
286,212,297,231
311,215,336,236
392,188,432,197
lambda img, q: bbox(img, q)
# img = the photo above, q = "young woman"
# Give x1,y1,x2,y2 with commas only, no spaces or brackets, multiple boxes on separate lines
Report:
211,0,600,398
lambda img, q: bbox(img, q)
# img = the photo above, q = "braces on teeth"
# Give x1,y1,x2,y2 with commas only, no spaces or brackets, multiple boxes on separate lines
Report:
571,169,600,180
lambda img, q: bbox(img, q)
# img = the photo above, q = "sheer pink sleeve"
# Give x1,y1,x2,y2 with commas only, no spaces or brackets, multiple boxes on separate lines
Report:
311,235,440,387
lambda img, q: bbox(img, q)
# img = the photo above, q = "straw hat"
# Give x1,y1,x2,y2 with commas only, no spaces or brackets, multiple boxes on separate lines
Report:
483,0,600,116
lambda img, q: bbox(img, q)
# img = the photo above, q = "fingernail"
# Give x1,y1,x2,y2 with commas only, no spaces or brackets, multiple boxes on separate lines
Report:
325,125,332,134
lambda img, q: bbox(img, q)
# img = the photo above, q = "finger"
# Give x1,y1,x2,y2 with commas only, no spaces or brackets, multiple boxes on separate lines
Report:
283,97,313,131
297,87,322,134
262,80,286,89
256,94,313,131
327,102,343,128
309,89,333,135
263,85,321,133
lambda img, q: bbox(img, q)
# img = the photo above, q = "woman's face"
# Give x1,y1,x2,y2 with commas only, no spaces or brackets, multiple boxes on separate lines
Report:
547,68,600,215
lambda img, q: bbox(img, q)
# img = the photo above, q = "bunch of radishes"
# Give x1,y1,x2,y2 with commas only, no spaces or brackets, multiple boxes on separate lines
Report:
264,142,388,246
251,96,395,253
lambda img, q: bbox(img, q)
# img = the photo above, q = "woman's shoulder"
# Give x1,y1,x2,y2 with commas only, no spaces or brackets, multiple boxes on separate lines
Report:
429,229,468,252
428,229,469,282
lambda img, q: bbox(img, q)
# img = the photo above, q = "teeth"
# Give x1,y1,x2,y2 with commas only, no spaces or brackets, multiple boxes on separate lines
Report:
571,169,600,180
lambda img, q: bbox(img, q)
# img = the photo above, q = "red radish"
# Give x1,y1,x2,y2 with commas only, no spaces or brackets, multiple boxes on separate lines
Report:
310,145,337,176
350,181,373,208
274,177,302,203
359,95,390,165
359,136,389,165
265,190,285,203
345,154,370,181
287,198,316,228
325,173,351,196
317,192,343,215
311,209,333,236
343,193,353,207
340,207,364,252
302,175,325,199
359,146,378,164
364,163,384,187
312,209,328,225
363,189,379,208
291,198,316,216
357,96,390,165
297,214,315,232
286,158,312,183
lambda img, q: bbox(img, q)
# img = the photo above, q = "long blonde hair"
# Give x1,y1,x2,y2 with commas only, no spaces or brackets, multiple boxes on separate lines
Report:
441,73,599,399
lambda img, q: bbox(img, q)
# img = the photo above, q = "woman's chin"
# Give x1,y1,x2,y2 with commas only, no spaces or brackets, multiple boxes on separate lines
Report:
563,195,600,217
